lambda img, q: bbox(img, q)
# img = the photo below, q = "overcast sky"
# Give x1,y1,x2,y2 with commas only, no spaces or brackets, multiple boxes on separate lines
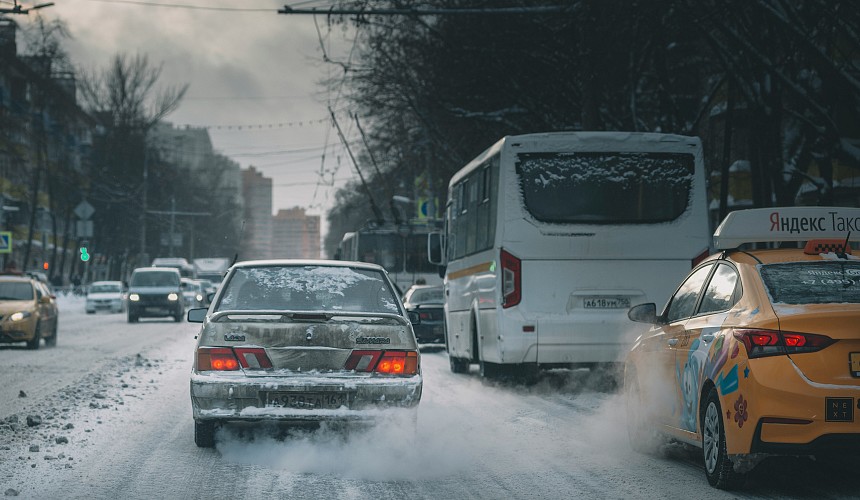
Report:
21,0,356,226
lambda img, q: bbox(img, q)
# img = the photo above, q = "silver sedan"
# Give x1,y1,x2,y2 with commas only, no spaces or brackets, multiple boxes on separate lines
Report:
187,259,423,447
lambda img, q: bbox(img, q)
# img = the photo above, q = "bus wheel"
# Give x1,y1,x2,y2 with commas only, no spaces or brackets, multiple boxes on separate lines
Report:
449,355,470,374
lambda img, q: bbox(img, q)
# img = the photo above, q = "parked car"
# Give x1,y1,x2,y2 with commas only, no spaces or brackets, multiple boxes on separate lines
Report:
180,278,207,308
624,207,860,490
187,259,423,447
85,280,126,314
126,267,184,323
402,284,445,344
0,274,58,349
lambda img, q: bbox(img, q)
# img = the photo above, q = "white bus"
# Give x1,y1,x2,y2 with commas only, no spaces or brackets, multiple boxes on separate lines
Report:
430,132,711,378
338,220,444,294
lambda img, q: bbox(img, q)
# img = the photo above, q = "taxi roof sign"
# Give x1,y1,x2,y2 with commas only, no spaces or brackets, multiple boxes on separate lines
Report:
713,207,860,250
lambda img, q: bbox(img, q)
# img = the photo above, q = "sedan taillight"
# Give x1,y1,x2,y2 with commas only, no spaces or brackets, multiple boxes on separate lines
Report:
197,347,273,371
344,350,419,375
733,329,836,359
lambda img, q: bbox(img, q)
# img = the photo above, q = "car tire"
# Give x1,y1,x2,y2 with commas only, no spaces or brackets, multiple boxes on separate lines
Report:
127,312,138,323
86,310,95,315
26,322,41,350
44,323,57,347
625,368,661,454
702,387,745,489
174,313,183,322
449,355,470,374
194,420,216,448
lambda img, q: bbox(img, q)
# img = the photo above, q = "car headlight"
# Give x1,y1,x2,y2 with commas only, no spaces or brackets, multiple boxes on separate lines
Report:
167,293,179,301
9,311,32,322
129,293,140,302
195,294,203,302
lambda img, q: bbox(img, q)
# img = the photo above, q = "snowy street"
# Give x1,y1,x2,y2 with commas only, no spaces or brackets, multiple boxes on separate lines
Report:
1,296,858,499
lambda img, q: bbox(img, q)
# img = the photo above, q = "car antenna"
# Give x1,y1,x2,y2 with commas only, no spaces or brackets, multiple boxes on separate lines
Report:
837,231,851,259
230,219,246,267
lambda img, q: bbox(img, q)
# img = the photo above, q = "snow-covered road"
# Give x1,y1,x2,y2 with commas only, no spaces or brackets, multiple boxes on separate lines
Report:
1,297,858,499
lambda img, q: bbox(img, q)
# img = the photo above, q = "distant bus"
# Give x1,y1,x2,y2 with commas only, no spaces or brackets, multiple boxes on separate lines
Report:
430,132,711,378
338,220,444,294
151,257,194,278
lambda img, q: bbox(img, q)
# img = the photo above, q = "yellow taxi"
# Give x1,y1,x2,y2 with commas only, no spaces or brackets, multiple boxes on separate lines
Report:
0,274,59,349
625,206,860,489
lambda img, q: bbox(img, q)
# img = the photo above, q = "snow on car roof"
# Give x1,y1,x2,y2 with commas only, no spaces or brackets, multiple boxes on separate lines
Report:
231,259,385,272
713,206,860,250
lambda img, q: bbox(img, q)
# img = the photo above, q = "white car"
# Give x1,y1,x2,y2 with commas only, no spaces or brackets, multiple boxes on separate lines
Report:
180,278,207,309
85,281,126,314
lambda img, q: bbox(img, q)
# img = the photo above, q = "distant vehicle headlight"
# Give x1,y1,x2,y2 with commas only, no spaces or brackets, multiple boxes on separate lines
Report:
129,293,140,302
168,293,179,301
196,294,203,302
9,311,32,322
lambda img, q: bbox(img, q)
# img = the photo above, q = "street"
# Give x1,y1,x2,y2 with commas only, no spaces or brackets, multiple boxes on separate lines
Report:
1,296,858,499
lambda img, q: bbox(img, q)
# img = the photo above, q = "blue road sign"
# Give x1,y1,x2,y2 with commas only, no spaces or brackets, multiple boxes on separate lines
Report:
0,232,10,254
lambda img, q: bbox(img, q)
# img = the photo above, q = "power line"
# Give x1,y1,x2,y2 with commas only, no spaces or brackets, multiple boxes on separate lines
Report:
75,0,276,12
279,5,574,16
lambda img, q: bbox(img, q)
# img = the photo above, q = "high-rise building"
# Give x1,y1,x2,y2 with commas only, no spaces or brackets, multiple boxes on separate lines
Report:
272,207,321,259
240,167,273,260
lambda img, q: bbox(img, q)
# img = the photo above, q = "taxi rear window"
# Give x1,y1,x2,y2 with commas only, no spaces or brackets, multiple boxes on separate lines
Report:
760,262,860,304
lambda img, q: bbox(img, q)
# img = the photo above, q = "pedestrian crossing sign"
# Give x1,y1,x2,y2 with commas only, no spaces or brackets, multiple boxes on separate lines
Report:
0,232,10,254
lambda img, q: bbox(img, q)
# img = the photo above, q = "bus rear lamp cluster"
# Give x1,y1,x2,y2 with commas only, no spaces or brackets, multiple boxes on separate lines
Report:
500,249,521,308
344,350,419,375
733,329,836,359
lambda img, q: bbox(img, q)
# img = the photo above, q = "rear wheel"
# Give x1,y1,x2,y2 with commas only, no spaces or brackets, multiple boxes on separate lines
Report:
44,322,57,347
26,323,41,350
703,387,745,489
194,420,216,448
449,355,470,374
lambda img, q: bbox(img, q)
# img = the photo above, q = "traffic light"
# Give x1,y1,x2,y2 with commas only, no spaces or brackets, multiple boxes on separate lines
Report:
79,245,90,262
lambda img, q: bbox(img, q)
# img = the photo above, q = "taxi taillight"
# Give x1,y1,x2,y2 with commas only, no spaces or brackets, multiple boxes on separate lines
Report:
733,329,836,359
344,350,419,375
197,347,272,371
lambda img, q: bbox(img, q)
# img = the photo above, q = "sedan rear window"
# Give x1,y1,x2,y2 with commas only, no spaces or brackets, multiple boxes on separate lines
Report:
217,265,400,314
760,262,860,304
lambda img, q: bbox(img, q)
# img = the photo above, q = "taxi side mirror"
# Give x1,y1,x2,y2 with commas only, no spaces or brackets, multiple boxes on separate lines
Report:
628,303,657,324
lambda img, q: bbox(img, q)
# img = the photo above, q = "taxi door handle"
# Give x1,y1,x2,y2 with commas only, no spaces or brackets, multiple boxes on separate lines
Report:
667,338,679,347
702,333,715,343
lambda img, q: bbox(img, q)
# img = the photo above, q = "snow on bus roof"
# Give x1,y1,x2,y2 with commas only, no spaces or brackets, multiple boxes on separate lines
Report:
713,207,860,249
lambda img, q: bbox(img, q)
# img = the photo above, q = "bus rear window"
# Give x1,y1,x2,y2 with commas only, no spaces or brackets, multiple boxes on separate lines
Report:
760,262,860,304
516,152,694,224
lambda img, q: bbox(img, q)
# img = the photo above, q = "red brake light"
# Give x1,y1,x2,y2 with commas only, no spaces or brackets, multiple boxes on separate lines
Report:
692,248,710,268
344,350,418,375
500,248,521,308
197,347,240,371
419,312,431,320
734,329,835,359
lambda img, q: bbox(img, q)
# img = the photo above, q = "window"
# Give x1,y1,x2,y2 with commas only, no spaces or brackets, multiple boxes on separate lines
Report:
665,264,713,323
698,264,740,315
760,262,860,304
449,159,498,259
516,152,695,224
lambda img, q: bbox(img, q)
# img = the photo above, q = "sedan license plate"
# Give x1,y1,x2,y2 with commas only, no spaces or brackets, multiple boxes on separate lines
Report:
583,297,630,309
266,392,348,410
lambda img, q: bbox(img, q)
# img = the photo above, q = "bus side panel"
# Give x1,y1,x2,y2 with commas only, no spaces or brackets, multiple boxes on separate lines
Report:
445,250,496,360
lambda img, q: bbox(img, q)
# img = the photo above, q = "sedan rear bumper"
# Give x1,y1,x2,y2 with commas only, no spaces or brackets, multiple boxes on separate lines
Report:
190,372,422,423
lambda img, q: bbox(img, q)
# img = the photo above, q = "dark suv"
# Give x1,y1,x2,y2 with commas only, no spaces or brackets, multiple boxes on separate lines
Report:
127,267,184,323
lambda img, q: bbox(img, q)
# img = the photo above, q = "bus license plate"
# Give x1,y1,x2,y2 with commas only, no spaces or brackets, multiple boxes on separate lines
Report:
266,392,347,410
851,352,860,378
583,297,630,309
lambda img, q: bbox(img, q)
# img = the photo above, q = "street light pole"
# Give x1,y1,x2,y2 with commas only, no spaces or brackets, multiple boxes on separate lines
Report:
140,144,149,266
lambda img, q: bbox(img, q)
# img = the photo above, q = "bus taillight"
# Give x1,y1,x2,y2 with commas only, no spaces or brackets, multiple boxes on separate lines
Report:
501,249,521,308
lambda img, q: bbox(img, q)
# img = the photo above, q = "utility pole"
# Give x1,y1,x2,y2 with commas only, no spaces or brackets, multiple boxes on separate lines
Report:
140,146,149,266
147,198,209,259
329,107,386,225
